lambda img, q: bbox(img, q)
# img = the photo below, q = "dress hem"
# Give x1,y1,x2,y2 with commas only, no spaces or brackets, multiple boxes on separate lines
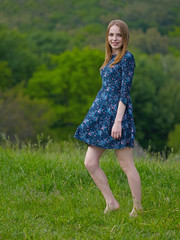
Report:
74,135,134,150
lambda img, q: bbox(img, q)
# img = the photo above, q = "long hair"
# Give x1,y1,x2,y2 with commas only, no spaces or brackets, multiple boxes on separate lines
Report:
100,20,130,69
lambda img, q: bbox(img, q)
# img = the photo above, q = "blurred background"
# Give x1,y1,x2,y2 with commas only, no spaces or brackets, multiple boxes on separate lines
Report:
0,0,179,154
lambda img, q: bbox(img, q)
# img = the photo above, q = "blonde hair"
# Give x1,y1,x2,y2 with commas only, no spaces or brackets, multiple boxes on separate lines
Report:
100,20,130,69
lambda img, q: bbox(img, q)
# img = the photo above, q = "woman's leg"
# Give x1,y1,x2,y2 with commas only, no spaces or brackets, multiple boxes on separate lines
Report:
115,147,143,216
85,145,119,213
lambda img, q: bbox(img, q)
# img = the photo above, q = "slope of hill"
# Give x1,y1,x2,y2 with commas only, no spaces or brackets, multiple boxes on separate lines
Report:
0,141,179,239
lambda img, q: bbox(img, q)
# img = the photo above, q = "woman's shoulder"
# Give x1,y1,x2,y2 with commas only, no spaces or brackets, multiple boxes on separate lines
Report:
122,51,135,61
120,51,135,67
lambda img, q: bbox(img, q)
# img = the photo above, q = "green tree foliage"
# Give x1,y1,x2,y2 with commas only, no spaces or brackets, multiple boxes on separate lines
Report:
0,0,178,34
0,61,13,89
168,26,180,56
69,23,105,51
27,31,71,56
27,47,104,136
130,28,169,54
27,47,180,151
168,26,180,37
0,1,179,151
122,0,179,34
132,53,164,150
131,53,180,151
167,124,180,153
0,0,179,59
0,26,39,85
0,0,179,55
0,85,56,142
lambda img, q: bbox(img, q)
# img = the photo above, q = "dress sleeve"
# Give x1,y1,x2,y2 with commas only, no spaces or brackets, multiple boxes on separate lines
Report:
120,54,135,106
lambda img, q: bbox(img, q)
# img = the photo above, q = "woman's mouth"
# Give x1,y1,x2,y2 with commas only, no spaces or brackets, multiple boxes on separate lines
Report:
112,42,119,45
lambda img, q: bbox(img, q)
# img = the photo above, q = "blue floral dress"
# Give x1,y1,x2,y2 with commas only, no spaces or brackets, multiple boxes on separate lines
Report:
74,50,136,149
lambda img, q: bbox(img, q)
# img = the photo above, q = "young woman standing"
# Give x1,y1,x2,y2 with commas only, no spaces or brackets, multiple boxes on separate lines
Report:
74,20,143,217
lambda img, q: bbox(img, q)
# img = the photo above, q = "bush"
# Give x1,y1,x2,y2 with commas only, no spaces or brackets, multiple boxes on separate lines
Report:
167,124,180,153
0,85,56,142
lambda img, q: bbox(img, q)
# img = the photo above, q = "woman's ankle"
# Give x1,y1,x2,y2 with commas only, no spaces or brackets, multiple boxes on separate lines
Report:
133,201,142,210
104,201,120,213
107,199,119,207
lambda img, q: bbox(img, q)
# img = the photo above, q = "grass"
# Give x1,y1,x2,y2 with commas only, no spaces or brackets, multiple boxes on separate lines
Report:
0,138,179,239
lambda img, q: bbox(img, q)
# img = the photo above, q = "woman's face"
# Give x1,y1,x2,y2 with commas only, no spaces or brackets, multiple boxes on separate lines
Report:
108,25,123,54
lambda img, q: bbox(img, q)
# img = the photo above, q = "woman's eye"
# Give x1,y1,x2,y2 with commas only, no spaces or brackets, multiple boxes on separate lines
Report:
109,33,122,37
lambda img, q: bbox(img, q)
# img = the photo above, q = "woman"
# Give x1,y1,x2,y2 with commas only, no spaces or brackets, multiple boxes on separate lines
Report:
74,20,143,217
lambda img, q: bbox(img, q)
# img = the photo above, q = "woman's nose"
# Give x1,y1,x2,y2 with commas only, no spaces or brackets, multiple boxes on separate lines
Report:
112,35,117,40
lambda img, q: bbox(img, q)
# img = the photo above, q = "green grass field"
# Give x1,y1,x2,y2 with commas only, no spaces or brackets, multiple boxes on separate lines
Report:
0,139,179,240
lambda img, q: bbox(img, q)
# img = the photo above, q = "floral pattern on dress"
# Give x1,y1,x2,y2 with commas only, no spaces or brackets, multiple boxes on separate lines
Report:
74,51,136,149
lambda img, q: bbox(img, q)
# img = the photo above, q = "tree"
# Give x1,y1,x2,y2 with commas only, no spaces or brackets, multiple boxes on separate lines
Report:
0,27,39,85
0,61,13,89
0,85,56,142
131,53,180,151
27,31,71,56
167,124,180,153
26,47,104,136
130,28,169,54
26,48,180,151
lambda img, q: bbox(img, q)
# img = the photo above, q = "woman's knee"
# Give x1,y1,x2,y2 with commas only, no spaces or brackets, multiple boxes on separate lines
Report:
84,146,103,173
84,156,99,173
119,161,135,175
116,148,135,175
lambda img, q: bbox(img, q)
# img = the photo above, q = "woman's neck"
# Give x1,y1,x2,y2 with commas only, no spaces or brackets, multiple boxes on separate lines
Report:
111,49,121,55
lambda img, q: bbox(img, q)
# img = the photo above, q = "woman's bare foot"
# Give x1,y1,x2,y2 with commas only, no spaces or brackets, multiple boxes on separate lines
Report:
104,200,120,214
129,206,143,217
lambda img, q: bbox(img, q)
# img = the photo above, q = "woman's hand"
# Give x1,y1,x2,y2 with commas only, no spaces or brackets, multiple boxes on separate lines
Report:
111,120,122,140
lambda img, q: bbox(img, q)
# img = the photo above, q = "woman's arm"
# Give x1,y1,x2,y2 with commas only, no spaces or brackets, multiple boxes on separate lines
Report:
111,53,135,140
111,101,125,140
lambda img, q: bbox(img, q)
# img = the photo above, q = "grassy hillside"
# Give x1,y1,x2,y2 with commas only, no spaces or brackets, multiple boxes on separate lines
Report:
0,140,179,239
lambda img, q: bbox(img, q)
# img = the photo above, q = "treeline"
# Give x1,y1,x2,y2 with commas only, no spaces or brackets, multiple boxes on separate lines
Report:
0,0,180,152
0,0,179,33
0,0,179,55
